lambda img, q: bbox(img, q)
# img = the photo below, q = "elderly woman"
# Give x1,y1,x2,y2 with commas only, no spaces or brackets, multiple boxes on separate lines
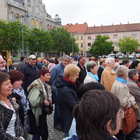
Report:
64,90,122,140
55,64,80,137
84,62,99,83
0,72,24,140
111,65,138,140
8,70,30,139
127,69,140,140
101,57,116,91
28,69,52,140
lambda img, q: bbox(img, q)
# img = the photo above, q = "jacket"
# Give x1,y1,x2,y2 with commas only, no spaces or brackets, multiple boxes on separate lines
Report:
97,65,104,83
49,62,64,93
127,78,140,120
55,76,79,134
28,79,51,126
84,74,98,84
111,80,136,109
101,66,116,91
21,63,39,95
0,98,24,140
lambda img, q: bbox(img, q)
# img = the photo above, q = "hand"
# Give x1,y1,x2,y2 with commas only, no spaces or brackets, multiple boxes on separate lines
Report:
44,100,49,106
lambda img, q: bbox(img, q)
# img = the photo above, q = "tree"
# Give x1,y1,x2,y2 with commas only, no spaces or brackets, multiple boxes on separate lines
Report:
118,36,140,53
27,28,54,53
0,20,27,53
50,27,79,56
89,35,114,56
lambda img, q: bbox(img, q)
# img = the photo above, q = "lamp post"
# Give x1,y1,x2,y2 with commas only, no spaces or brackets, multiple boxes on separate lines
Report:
17,14,29,56
71,33,75,56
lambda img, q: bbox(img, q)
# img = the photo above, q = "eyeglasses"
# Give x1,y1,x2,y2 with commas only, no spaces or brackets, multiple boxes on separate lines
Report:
64,60,70,63
117,109,124,118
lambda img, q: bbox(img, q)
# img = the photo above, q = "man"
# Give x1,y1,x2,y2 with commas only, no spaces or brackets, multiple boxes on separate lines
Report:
76,56,86,87
16,56,26,72
97,58,106,83
101,57,116,91
21,55,39,95
49,55,71,130
0,55,7,72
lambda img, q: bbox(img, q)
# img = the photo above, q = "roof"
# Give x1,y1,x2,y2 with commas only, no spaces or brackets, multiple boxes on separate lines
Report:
62,22,88,34
86,23,140,34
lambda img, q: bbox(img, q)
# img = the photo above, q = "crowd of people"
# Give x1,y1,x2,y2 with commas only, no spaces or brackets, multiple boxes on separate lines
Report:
0,54,140,140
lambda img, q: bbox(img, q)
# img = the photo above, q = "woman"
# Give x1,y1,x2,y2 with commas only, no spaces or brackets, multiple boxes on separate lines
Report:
8,70,30,139
127,69,140,140
28,69,52,140
65,90,122,140
111,65,138,140
55,64,80,137
0,72,24,140
84,62,99,83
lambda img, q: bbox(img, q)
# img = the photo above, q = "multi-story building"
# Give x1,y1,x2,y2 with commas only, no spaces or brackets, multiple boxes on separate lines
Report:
85,23,140,54
63,23,88,56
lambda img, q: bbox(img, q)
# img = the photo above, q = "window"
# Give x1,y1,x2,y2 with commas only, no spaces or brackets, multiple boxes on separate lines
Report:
88,36,91,40
36,20,39,26
123,34,127,37
88,43,91,46
81,36,83,40
132,33,137,37
81,43,83,47
32,19,35,26
114,42,117,45
40,22,42,28
76,36,79,40
114,34,117,39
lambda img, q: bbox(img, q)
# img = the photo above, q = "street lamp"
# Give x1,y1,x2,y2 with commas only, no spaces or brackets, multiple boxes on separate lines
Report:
16,14,29,56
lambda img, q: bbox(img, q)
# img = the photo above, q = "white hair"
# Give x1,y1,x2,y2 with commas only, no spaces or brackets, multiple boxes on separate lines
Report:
0,55,3,59
105,57,115,65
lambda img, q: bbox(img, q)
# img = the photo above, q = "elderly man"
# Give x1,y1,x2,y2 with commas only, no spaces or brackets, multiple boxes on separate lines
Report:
101,57,116,91
0,55,6,72
21,54,39,95
49,55,71,130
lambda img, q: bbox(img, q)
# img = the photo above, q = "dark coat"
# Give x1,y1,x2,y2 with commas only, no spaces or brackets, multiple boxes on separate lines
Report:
0,98,24,139
21,63,39,95
55,76,79,134
97,66,104,83
76,63,86,87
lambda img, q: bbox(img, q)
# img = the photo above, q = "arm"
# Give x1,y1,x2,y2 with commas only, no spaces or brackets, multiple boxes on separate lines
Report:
49,67,58,86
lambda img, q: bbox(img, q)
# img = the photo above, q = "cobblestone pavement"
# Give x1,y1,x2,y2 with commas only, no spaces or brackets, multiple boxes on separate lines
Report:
28,113,63,140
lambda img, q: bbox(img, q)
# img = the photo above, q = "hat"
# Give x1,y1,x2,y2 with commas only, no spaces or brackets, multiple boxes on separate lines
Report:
29,55,36,59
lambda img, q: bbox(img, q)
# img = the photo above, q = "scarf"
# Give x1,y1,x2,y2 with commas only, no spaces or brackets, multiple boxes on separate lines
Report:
63,77,76,85
87,72,99,82
116,77,127,84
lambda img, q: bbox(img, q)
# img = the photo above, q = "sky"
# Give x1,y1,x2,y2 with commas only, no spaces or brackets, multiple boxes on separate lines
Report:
42,0,140,27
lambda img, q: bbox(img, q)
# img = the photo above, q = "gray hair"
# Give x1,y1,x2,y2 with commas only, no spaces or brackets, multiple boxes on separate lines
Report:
0,55,3,59
128,69,138,79
105,58,115,66
61,55,71,60
116,65,129,77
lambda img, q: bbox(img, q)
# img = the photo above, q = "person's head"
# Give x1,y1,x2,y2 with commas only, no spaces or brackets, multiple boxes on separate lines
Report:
61,55,71,67
77,82,105,99
99,58,106,67
74,90,121,140
0,55,6,71
130,61,140,71
121,60,129,67
0,72,12,97
89,57,95,61
8,70,23,90
64,64,80,82
128,69,139,80
37,57,42,63
116,65,128,80
20,56,25,62
28,54,37,66
78,56,86,66
105,58,115,69
38,69,50,82
87,62,98,74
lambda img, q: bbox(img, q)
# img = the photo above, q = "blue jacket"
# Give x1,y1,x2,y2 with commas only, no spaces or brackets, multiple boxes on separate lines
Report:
49,62,64,93
55,76,79,133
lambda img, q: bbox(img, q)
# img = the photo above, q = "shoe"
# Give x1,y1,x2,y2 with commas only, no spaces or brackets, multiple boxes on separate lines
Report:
54,125,62,131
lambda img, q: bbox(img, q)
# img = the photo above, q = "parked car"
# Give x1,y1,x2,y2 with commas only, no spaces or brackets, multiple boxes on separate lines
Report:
136,54,140,58
128,54,135,58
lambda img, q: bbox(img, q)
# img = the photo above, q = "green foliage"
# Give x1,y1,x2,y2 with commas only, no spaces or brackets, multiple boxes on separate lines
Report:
50,27,79,55
89,35,114,55
118,37,140,53
27,28,54,52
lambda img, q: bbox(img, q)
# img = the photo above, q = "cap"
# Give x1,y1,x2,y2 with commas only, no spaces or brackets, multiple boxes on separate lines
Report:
29,55,36,59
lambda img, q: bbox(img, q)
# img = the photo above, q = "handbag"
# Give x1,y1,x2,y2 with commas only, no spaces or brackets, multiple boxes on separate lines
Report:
122,106,138,134
43,103,53,115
